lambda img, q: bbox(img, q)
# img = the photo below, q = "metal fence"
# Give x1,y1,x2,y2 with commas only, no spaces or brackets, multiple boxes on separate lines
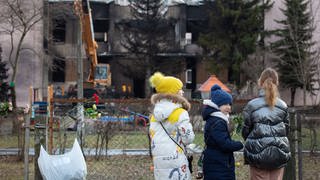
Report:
0,100,320,180
49,99,203,179
32,98,203,180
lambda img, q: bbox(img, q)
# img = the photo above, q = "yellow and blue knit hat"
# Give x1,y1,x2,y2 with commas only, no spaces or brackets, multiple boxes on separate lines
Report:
149,72,183,94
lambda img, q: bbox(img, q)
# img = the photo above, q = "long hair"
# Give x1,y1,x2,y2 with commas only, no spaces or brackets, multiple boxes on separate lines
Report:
258,68,279,107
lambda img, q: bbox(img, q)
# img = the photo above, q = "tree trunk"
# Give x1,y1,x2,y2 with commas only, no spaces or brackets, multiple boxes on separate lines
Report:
10,31,27,108
11,86,17,108
290,88,296,107
145,67,152,98
145,55,152,98
303,83,307,109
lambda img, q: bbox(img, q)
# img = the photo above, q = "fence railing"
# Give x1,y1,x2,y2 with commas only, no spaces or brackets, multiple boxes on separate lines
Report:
0,101,320,179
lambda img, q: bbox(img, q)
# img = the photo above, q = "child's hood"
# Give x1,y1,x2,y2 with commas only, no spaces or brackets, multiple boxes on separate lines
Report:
151,93,190,122
202,99,229,123
153,100,180,122
202,100,219,121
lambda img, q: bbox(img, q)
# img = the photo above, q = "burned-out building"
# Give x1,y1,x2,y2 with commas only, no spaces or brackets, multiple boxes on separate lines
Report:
46,0,216,99
46,0,320,105
1,0,319,105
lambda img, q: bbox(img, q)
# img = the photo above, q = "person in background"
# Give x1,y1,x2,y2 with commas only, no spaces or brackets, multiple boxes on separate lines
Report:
202,84,243,180
242,68,291,180
149,72,195,180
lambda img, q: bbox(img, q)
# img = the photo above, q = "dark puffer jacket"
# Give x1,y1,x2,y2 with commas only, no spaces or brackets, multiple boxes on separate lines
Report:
202,100,243,180
242,91,291,170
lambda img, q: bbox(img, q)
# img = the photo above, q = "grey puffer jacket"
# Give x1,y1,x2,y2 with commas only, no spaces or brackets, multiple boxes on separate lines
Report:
242,90,291,170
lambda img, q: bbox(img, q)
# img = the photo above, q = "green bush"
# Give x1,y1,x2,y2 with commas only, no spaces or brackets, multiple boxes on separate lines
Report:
0,102,9,116
231,114,244,135
85,104,100,119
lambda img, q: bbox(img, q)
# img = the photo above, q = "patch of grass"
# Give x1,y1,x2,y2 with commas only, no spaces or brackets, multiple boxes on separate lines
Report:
0,156,34,180
0,135,21,148
1,127,319,152
301,127,320,151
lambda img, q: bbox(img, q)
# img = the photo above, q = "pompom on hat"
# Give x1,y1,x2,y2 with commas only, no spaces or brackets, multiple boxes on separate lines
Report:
149,72,183,94
211,84,232,107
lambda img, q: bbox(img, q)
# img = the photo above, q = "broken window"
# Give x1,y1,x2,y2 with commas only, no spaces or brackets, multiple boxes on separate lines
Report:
52,19,66,43
95,32,108,42
52,58,65,82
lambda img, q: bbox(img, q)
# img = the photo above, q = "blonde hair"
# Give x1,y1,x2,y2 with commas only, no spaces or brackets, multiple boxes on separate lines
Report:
258,68,279,107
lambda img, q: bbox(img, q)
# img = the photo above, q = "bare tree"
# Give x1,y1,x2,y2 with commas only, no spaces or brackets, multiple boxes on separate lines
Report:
0,0,42,107
241,46,267,83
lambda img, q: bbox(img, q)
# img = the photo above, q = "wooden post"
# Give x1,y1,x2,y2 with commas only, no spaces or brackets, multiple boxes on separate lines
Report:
23,86,33,180
61,85,65,96
34,84,47,180
47,85,54,154
76,15,85,147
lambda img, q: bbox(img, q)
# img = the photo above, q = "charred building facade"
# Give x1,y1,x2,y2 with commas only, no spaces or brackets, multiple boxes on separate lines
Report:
46,0,220,99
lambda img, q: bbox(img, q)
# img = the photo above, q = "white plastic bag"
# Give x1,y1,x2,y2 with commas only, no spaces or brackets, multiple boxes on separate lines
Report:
38,139,87,180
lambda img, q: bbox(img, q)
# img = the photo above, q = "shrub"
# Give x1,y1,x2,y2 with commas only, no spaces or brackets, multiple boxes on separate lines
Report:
231,114,244,135
0,102,9,116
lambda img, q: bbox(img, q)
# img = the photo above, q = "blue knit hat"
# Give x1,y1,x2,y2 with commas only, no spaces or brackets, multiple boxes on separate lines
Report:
211,84,232,107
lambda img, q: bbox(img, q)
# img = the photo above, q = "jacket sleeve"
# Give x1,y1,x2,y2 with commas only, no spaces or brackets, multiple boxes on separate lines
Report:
176,111,195,145
208,121,243,152
242,104,252,140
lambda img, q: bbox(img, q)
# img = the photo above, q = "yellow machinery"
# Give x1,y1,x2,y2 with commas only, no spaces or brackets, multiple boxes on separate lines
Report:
74,0,111,86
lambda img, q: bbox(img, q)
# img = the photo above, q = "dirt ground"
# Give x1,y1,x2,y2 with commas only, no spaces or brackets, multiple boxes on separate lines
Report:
0,154,320,180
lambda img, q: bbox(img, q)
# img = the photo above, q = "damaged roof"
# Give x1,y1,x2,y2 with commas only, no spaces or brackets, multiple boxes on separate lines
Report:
198,75,231,93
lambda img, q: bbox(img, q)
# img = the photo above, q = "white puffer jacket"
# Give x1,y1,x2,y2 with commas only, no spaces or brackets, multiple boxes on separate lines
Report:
149,93,195,180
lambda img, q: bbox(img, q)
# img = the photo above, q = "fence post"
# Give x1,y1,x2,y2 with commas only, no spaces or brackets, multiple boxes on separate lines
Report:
48,85,54,154
24,114,30,180
297,112,303,180
34,123,46,180
24,86,33,180
283,108,296,180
